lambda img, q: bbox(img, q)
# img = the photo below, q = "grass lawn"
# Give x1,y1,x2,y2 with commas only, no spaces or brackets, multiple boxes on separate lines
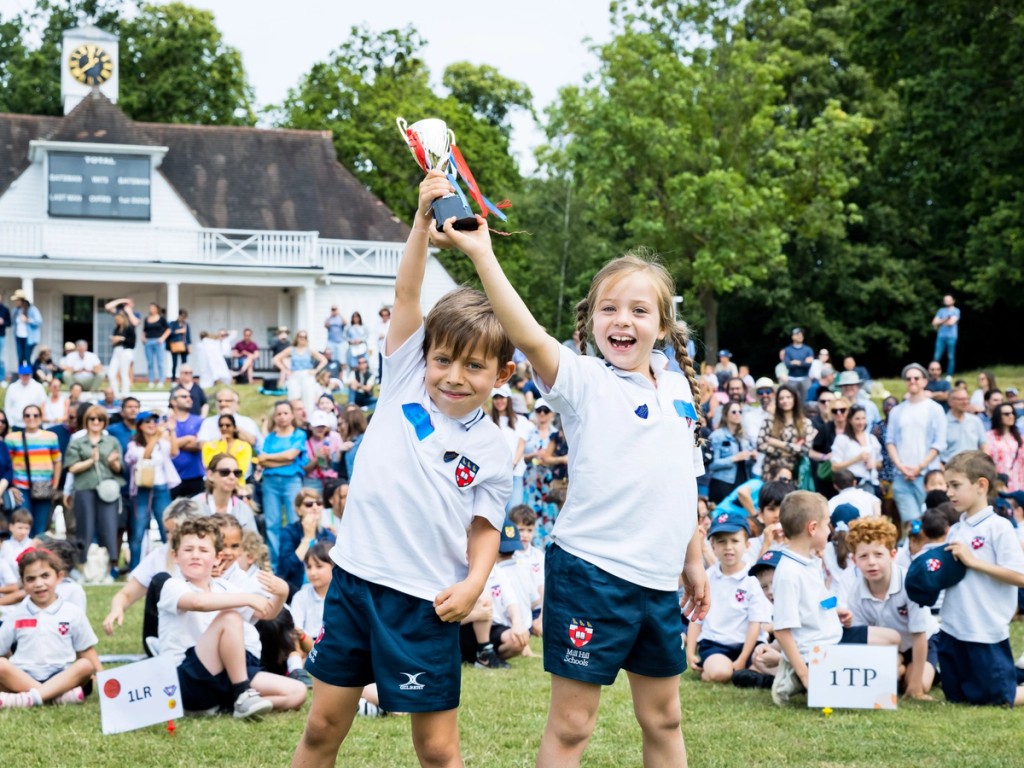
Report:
0,585,1022,767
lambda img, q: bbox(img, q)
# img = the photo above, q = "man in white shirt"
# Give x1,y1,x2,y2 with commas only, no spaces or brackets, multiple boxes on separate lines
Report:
943,387,987,463
59,340,104,391
196,388,261,450
5,365,46,429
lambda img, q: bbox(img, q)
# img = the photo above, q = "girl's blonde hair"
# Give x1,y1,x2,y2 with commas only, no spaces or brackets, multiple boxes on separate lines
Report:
240,530,270,571
574,252,701,418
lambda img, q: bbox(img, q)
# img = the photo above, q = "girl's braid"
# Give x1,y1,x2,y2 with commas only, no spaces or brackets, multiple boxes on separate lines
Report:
574,298,591,356
669,321,703,429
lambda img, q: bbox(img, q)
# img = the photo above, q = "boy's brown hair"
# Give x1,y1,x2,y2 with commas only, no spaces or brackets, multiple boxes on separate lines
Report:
845,517,899,553
171,516,223,553
779,490,828,538
509,504,537,527
10,509,32,527
424,286,514,370
944,450,997,498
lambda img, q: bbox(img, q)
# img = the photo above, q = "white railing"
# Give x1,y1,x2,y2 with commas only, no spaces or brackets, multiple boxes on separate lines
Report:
0,219,402,276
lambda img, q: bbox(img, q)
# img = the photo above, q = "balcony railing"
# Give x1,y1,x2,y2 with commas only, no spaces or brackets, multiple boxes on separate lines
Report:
0,219,404,276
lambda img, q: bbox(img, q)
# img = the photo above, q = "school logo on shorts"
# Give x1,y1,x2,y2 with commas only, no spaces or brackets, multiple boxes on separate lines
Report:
735,589,747,603
971,536,985,550
455,456,479,487
568,618,593,648
926,558,941,572
57,621,70,636
399,672,426,691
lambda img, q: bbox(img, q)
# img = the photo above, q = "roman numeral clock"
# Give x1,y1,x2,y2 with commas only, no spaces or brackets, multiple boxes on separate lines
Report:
68,43,114,86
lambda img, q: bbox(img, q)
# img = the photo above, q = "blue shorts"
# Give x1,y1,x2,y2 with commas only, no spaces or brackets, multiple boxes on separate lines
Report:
901,633,940,671
697,639,748,666
178,647,262,712
937,631,1018,706
305,565,460,713
543,545,686,685
840,625,869,644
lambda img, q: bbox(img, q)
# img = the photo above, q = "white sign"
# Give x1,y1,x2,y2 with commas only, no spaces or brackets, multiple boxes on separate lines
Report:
97,655,184,734
807,644,898,710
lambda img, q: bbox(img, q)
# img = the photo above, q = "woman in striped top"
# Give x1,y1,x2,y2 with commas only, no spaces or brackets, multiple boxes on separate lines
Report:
4,404,61,537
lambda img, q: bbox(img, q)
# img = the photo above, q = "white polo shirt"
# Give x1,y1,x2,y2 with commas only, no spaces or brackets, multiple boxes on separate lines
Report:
0,596,98,680
827,486,879,518
772,550,843,658
221,562,271,657
696,563,772,645
56,577,87,613
513,545,545,591
157,576,256,666
848,564,938,651
941,507,1024,643
334,324,512,602
538,346,703,590
487,558,537,630
289,583,326,637
129,543,179,589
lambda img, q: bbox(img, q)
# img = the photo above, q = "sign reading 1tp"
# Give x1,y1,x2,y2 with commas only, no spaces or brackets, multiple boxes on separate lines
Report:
48,151,151,220
807,644,898,710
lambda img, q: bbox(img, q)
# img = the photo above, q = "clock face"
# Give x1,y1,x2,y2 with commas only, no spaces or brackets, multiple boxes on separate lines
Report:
68,44,114,86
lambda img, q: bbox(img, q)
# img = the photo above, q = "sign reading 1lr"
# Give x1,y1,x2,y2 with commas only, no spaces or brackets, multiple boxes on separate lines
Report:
48,151,151,220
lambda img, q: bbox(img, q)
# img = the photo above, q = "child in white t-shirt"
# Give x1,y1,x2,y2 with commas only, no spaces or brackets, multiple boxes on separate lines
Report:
486,522,539,659
0,548,100,707
0,510,33,567
509,504,544,635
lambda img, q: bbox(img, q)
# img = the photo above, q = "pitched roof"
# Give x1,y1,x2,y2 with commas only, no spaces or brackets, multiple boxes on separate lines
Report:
0,92,409,242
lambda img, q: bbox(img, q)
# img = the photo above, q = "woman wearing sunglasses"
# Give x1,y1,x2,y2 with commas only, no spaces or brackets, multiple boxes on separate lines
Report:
124,411,179,570
275,487,336,598
986,404,1024,492
5,405,61,538
193,453,258,533
200,414,253,488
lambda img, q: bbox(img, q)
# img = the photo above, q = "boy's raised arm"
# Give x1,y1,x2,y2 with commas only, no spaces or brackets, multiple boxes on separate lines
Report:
388,171,455,355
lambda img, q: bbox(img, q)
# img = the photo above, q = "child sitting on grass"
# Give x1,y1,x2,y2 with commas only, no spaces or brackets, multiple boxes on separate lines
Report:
0,548,100,707
485,520,539,660
509,504,544,635
743,480,792,565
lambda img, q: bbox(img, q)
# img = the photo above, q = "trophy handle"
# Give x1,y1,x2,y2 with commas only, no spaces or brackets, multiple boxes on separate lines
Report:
396,117,409,139
447,128,456,147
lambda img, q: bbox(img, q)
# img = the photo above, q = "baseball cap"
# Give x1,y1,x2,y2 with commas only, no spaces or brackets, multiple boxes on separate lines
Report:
499,520,523,553
830,503,861,532
718,349,732,358
999,490,1024,508
63,341,75,352
901,362,927,380
707,511,751,538
491,385,512,399
533,398,552,412
309,410,334,429
754,377,775,391
905,547,967,607
749,550,783,577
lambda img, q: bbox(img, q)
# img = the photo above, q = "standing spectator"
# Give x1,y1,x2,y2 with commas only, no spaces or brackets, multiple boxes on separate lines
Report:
65,405,124,577
969,372,997,414
708,402,756,504
41,379,68,429
0,291,10,386
373,307,391,381
931,294,960,375
714,350,738,379
979,389,1004,432
490,385,530,511
837,370,881,431
780,327,814,401
195,330,232,389
809,348,831,386
5,404,61,537
830,405,882,494
106,311,136,400
196,389,261,451
324,306,346,365
272,331,326,415
168,386,205,499
343,356,376,409
885,363,947,526
124,412,179,569
270,327,292,387
31,346,59,386
809,389,838,497
166,309,192,380
943,387,987,463
343,312,369,369
258,400,307,571
986,404,1024,492
5,365,46,430
175,365,208,417
757,384,816,481
142,303,170,388
10,289,42,366
924,361,951,411
231,328,260,384
523,398,559,515
59,340,104,391
107,397,140,542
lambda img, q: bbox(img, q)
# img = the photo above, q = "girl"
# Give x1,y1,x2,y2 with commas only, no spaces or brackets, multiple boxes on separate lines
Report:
193,453,258,533
200,413,253,487
257,401,307,571
0,548,101,706
303,410,342,493
707,402,756,504
757,384,816,480
986,404,1024,492
490,385,530,510
124,411,180,570
107,311,135,399
831,404,882,493
437,184,709,767
143,302,170,387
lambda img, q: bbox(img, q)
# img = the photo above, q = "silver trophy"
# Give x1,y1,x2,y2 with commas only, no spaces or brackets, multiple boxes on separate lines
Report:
396,117,479,231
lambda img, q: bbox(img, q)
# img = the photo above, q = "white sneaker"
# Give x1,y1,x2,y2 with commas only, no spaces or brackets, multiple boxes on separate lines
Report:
233,689,272,719
356,698,385,717
145,636,161,657
771,655,805,706
0,690,42,708
55,686,85,705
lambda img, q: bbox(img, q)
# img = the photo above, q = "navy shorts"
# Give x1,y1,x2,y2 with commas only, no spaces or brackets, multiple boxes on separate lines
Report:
305,565,460,713
901,633,940,671
178,647,262,712
697,639,746,666
543,545,686,686
840,625,869,644
937,630,1018,706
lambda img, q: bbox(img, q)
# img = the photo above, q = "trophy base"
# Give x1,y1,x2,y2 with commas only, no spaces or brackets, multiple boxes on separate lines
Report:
432,195,479,232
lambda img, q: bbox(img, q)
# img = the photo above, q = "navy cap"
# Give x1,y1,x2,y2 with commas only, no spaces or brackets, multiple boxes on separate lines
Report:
749,549,783,577
708,511,751,538
137,411,161,423
999,490,1024,508
499,520,523,553
905,547,967,607
830,503,861,532
718,349,733,358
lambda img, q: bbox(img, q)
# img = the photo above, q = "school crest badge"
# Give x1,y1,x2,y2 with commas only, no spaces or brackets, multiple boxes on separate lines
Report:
971,536,985,550
897,605,908,618
634,404,649,420
926,558,941,572
58,621,70,636
456,456,479,487
569,618,593,648
716,513,729,524
735,589,747,603
491,585,502,599
314,626,325,645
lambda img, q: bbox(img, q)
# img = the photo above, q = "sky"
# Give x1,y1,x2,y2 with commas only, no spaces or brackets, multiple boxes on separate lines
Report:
2,0,615,171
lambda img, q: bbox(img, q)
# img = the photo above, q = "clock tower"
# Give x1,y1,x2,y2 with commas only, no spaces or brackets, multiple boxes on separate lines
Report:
61,25,119,115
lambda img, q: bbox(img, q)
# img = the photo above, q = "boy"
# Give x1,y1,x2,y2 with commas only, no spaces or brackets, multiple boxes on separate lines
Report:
940,450,1024,706
509,504,544,635
292,172,515,767
828,469,881,518
771,491,899,705
744,480,791,565
0,510,33,567
846,517,939,699
486,520,539,660
686,512,771,685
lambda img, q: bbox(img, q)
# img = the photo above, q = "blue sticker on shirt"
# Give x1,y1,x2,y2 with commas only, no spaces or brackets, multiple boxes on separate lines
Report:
819,595,838,610
402,403,434,441
674,400,698,420
634,404,649,420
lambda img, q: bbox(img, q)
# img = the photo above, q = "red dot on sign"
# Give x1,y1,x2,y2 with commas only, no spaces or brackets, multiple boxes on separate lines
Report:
103,679,121,698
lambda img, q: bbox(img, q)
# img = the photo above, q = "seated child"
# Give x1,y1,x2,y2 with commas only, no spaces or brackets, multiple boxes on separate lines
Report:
42,538,87,613
824,503,861,602
771,490,899,706
290,541,332,642
485,521,539,660
509,504,544,635
459,592,508,670
0,510,33,567
0,551,24,614
685,511,771,686
744,480,792,565
828,469,881,518
895,508,950,571
157,516,304,717
745,551,784,681
939,451,1024,706
846,517,939,699
0,548,100,706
